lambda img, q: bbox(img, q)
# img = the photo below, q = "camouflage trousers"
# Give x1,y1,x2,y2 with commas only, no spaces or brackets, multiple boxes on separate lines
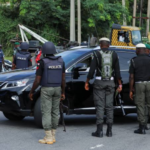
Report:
41,87,61,131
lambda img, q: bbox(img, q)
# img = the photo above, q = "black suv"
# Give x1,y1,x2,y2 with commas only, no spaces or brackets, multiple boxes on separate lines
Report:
0,47,136,127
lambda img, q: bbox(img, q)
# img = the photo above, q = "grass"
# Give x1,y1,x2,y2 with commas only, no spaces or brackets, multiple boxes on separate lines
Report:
5,56,13,62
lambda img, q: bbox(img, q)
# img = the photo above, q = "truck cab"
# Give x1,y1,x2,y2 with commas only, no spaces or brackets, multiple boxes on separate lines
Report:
110,24,142,49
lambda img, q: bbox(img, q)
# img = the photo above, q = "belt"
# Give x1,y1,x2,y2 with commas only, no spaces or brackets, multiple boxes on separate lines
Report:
96,76,114,81
135,81,150,83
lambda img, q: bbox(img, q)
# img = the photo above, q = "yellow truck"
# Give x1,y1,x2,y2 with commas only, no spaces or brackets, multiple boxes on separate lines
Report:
110,24,142,49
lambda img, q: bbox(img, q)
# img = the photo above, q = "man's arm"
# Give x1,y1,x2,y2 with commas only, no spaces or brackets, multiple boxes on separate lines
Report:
28,55,32,67
29,76,41,100
61,73,66,100
12,55,16,70
85,53,97,91
129,58,135,100
2,57,5,68
129,74,134,100
114,52,122,93
29,60,43,100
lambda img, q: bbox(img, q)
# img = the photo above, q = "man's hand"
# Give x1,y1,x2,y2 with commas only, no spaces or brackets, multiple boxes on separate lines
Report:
85,82,89,91
129,91,133,100
29,92,33,101
61,94,65,101
117,85,122,93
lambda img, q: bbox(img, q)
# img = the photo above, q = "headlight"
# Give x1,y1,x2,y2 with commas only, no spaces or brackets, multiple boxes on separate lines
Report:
2,79,29,89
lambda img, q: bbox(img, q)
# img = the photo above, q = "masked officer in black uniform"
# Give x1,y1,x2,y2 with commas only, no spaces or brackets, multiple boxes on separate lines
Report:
129,43,150,134
29,41,65,144
85,37,122,138
12,42,32,70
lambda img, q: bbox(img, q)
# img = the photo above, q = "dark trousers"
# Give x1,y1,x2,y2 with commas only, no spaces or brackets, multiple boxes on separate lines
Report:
134,82,150,125
93,80,115,124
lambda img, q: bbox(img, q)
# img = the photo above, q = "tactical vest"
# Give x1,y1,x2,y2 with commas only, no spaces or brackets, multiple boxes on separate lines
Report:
0,50,3,63
40,56,63,87
94,50,113,79
16,51,30,69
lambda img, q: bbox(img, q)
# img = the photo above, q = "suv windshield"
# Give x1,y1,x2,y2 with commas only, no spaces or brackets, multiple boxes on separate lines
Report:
56,50,88,67
132,30,142,44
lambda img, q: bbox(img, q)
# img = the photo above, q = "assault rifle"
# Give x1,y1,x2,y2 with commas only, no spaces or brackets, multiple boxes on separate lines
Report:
115,91,126,116
59,101,68,132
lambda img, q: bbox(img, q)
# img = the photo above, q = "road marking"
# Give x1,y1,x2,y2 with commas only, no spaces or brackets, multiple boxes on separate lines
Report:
90,144,104,149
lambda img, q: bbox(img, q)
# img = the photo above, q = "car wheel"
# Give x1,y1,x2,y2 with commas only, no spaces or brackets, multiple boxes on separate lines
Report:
34,97,42,128
3,112,25,121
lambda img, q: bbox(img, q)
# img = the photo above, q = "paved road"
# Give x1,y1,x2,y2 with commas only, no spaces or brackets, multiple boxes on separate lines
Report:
0,112,150,150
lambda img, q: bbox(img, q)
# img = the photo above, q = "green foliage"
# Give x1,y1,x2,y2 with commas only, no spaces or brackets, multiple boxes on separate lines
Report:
0,0,148,56
0,14,19,56
83,0,131,37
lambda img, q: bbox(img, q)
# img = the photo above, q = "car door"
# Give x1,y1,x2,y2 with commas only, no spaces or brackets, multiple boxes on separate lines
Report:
67,53,95,109
117,51,136,106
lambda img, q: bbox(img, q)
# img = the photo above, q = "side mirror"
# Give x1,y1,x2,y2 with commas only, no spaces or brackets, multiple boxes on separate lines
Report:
74,63,88,71
124,32,130,43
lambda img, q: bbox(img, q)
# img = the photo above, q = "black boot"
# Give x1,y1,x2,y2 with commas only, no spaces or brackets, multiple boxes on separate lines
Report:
106,124,112,137
92,124,103,138
134,124,146,134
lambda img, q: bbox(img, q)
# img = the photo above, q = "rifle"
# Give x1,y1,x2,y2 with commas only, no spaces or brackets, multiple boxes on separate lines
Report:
115,91,126,116
59,101,68,132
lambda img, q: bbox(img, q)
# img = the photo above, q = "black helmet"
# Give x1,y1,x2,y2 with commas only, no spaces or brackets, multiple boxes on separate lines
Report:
20,42,29,50
42,42,56,54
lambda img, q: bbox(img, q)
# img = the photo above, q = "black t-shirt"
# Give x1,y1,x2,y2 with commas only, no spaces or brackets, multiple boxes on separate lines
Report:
13,51,32,67
87,48,121,79
129,54,150,82
36,59,65,76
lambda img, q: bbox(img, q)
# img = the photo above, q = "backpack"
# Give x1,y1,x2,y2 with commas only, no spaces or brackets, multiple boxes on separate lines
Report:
93,50,113,79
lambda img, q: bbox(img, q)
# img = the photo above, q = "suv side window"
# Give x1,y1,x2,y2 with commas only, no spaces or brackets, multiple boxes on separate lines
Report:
68,54,92,72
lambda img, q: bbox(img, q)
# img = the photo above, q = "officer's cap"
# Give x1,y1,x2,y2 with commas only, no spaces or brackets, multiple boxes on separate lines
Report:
42,42,56,55
145,44,150,50
15,42,20,45
99,37,110,42
136,43,146,48
20,42,29,50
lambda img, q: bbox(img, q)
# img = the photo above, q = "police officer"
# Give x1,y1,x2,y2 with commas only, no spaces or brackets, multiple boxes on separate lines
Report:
0,44,5,72
13,42,21,63
85,37,122,138
129,43,150,134
12,42,32,69
29,41,65,144
13,42,21,55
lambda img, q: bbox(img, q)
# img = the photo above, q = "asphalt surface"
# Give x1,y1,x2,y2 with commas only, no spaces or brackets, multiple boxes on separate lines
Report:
0,112,150,150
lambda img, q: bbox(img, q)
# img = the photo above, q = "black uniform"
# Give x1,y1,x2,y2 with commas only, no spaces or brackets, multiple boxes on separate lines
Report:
88,48,121,125
88,48,120,79
129,54,150,126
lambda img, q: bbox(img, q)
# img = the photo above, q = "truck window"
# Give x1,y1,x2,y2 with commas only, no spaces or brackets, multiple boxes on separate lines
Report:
132,30,142,45
118,31,126,42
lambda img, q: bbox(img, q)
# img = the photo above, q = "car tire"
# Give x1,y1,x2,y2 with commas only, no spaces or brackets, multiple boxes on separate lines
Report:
34,97,42,128
3,112,25,121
